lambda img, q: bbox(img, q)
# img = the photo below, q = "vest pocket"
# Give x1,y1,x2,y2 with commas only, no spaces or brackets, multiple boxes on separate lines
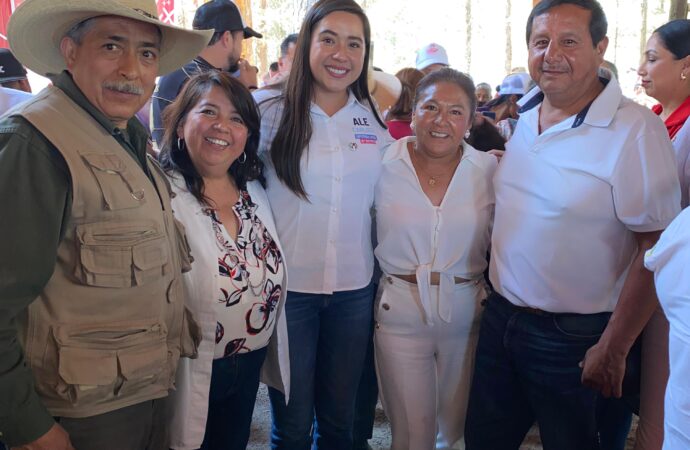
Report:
81,153,148,210
76,221,169,288
53,322,169,405
180,306,200,359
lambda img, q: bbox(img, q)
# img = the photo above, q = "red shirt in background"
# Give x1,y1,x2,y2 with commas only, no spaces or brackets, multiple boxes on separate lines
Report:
386,119,413,140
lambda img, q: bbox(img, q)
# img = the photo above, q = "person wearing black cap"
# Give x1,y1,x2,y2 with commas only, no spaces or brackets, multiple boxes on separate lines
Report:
151,0,262,148
0,48,31,93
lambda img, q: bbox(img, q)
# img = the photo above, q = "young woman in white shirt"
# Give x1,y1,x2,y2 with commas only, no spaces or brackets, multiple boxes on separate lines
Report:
374,68,497,449
158,72,289,450
256,0,393,448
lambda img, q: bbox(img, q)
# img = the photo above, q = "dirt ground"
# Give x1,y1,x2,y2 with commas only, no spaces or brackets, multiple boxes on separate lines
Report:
247,384,638,449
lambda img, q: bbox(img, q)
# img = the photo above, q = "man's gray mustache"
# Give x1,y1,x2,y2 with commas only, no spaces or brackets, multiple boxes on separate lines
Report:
103,81,144,95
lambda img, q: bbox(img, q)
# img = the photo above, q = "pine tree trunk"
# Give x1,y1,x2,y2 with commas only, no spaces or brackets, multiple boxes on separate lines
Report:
669,0,688,19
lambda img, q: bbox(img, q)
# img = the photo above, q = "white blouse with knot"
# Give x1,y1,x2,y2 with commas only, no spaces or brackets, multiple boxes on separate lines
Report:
374,136,497,325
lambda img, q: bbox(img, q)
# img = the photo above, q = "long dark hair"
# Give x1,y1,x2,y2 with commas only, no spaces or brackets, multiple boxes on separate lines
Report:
387,68,424,120
267,0,385,199
159,71,264,206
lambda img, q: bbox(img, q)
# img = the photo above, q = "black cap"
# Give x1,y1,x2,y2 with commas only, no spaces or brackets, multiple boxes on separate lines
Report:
193,0,262,39
0,49,27,83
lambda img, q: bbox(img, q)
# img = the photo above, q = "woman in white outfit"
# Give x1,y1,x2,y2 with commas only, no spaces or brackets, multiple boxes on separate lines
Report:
374,68,497,449
158,72,289,450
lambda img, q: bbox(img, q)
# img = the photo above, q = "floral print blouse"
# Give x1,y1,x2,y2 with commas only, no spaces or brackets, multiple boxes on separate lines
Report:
204,190,284,359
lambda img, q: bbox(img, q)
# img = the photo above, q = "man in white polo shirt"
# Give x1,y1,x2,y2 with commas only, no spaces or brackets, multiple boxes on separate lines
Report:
464,1,681,450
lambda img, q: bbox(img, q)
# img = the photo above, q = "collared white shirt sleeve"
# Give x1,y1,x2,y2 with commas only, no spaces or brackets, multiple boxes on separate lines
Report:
258,92,394,294
610,107,681,232
490,75,681,314
375,137,496,323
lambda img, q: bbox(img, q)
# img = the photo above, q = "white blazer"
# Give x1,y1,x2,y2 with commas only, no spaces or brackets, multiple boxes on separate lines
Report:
167,172,290,450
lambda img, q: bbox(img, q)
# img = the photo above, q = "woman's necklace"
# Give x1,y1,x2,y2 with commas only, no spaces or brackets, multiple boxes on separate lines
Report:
410,142,462,187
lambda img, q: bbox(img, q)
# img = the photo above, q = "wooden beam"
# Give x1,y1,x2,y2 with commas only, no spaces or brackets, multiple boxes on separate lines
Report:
669,0,688,19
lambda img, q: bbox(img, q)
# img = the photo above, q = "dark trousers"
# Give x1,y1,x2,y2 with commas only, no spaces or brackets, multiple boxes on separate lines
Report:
200,346,268,450
465,292,632,450
269,284,374,450
56,397,169,450
352,285,379,449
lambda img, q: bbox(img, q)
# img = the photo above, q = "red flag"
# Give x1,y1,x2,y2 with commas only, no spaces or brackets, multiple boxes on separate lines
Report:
157,0,175,25
1,0,23,49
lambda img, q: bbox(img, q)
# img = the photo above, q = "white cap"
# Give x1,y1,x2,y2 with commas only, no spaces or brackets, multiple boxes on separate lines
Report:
499,73,532,95
415,43,449,71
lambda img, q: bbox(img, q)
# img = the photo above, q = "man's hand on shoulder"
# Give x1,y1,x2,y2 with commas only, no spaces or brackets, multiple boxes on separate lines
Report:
11,424,74,450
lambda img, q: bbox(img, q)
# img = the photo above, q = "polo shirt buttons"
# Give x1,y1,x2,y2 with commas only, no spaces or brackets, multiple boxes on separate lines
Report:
382,303,390,311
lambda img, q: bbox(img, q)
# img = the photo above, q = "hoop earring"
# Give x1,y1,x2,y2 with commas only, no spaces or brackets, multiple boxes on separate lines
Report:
177,137,185,150
238,151,247,164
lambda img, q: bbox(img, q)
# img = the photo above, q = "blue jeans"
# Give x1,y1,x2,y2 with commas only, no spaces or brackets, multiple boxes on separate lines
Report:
269,284,374,450
201,347,267,450
465,292,628,450
352,283,379,449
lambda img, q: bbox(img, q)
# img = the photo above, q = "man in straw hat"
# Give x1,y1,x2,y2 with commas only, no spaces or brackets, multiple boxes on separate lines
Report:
0,1,212,449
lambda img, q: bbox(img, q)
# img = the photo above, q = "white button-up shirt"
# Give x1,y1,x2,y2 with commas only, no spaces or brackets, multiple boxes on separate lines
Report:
490,74,681,314
258,91,394,294
375,137,496,324
645,207,690,450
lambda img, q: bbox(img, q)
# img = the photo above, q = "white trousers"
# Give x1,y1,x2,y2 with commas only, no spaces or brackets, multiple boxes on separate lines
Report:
374,275,484,450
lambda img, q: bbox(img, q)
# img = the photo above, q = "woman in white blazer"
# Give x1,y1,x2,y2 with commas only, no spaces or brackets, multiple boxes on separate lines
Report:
158,71,289,450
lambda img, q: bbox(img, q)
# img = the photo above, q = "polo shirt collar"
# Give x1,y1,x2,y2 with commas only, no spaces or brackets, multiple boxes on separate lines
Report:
517,70,622,130
583,72,621,128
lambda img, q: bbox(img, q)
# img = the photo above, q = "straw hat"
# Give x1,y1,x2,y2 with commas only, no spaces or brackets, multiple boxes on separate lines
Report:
7,0,214,76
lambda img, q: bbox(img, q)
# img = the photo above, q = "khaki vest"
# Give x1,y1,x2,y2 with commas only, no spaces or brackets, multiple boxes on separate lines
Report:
13,87,196,418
